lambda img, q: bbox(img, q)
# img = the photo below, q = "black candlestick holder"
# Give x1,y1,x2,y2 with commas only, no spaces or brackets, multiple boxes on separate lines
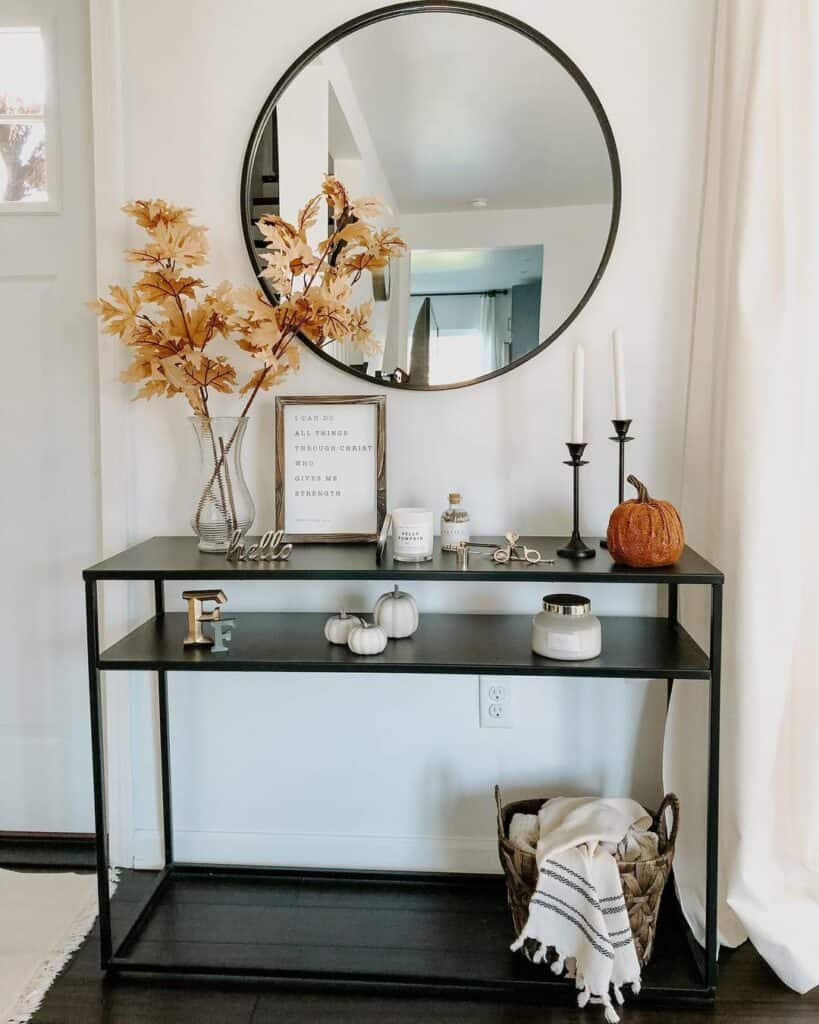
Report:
601,419,634,549
557,441,596,559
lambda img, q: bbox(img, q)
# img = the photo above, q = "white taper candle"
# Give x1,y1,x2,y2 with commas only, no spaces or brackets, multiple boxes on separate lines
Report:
571,345,585,443
612,328,627,420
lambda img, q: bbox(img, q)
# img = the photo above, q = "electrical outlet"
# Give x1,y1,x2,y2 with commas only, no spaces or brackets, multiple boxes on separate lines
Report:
479,676,512,728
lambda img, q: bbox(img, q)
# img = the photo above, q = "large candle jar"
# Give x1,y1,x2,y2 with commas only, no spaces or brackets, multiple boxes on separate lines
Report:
392,507,434,562
532,594,601,661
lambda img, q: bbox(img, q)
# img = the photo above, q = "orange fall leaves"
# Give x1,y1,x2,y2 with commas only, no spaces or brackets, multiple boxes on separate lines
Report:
90,180,407,415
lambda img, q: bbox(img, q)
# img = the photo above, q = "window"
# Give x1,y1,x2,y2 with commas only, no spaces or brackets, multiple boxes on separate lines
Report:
0,26,50,207
430,330,485,386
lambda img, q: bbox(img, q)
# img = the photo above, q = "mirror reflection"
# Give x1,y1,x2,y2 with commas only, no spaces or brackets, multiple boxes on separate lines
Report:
244,10,617,389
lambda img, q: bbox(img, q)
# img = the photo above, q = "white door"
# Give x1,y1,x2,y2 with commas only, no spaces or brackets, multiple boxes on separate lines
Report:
0,0,99,832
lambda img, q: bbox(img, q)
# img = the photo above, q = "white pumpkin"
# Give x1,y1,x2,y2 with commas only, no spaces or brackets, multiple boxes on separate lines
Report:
347,621,388,656
374,584,419,638
324,611,364,645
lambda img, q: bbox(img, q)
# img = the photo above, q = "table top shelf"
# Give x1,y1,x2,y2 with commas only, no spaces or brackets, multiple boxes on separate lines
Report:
85,535,723,584
98,612,710,678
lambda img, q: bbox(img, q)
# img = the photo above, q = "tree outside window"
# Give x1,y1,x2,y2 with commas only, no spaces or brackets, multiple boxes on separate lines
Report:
0,27,48,204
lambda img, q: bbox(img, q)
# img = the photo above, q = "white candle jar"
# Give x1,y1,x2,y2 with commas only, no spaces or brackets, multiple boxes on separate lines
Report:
532,594,601,661
392,507,434,562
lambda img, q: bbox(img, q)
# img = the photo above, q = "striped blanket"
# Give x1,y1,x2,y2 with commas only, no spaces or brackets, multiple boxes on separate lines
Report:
510,797,654,1022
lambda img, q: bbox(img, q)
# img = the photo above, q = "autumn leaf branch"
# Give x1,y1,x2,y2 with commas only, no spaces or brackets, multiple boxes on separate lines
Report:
89,183,407,533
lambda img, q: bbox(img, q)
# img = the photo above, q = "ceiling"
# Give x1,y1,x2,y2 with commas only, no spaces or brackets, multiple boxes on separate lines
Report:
410,246,543,294
331,12,613,214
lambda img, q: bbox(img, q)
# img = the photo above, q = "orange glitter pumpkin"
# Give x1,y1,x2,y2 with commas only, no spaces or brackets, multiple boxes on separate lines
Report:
607,475,685,568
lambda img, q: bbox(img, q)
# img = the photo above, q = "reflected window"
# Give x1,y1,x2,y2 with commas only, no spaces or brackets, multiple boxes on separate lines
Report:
407,246,543,384
0,27,48,204
430,330,485,387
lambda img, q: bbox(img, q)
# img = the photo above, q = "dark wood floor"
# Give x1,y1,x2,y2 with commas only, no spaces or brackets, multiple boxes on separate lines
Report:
20,869,815,1024
0,833,96,872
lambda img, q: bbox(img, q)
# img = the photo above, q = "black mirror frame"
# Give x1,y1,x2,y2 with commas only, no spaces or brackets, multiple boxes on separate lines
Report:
240,0,621,392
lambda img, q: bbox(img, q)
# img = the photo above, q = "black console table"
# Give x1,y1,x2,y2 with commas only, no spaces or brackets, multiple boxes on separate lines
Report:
83,536,723,1006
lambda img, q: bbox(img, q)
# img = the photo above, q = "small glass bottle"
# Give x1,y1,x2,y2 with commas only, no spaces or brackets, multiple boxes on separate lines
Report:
440,492,471,552
532,594,601,661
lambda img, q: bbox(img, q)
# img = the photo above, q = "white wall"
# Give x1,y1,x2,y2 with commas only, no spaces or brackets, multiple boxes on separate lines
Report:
323,49,403,371
277,47,403,372
323,49,398,213
1,0,98,832
277,65,328,249
93,0,715,869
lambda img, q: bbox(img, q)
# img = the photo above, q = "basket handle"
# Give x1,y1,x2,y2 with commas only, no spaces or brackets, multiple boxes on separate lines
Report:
655,793,680,852
494,785,505,837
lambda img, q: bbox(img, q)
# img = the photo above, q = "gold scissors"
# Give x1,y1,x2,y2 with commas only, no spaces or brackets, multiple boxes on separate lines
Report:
491,532,555,565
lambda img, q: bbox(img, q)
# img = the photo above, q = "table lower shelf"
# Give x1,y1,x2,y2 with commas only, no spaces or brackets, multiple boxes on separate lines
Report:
108,864,712,1005
98,613,710,678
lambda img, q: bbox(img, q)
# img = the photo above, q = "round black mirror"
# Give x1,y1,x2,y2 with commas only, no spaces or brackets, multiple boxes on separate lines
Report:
241,1,620,391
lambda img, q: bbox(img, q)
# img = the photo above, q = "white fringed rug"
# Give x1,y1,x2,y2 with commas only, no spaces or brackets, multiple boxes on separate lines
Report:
0,869,101,1023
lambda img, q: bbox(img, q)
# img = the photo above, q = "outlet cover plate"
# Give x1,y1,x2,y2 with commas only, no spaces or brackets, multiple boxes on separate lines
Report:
479,676,512,728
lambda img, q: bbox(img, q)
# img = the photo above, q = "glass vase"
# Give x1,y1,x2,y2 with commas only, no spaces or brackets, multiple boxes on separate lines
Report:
190,416,255,552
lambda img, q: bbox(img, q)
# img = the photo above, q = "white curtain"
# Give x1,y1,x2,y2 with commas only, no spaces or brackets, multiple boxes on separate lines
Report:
480,293,501,372
664,0,819,993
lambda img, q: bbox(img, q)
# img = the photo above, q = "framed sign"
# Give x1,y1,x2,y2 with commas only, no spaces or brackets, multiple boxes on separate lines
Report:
275,395,386,542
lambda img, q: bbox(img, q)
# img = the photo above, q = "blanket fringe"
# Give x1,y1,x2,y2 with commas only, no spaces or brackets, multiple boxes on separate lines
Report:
602,1001,620,1024
514,944,645,1023
579,986,620,1024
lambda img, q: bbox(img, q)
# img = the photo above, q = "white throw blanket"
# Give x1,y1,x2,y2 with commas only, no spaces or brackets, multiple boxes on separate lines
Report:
510,797,656,1022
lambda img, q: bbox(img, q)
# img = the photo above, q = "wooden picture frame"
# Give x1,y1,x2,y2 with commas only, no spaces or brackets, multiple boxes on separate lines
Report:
275,395,386,543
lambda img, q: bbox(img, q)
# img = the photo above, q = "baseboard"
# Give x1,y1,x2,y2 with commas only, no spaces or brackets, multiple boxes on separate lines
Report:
132,828,501,874
2,828,503,877
0,831,96,871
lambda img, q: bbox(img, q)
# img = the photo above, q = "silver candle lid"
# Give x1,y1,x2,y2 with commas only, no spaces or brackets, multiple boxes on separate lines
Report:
542,594,591,616
456,542,469,570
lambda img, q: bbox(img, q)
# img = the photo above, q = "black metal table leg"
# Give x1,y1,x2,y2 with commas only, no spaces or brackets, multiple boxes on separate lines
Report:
155,579,174,866
705,582,723,991
667,582,678,707
85,578,112,966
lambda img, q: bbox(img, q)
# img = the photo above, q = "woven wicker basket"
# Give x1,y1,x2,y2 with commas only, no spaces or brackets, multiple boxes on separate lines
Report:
495,786,679,967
